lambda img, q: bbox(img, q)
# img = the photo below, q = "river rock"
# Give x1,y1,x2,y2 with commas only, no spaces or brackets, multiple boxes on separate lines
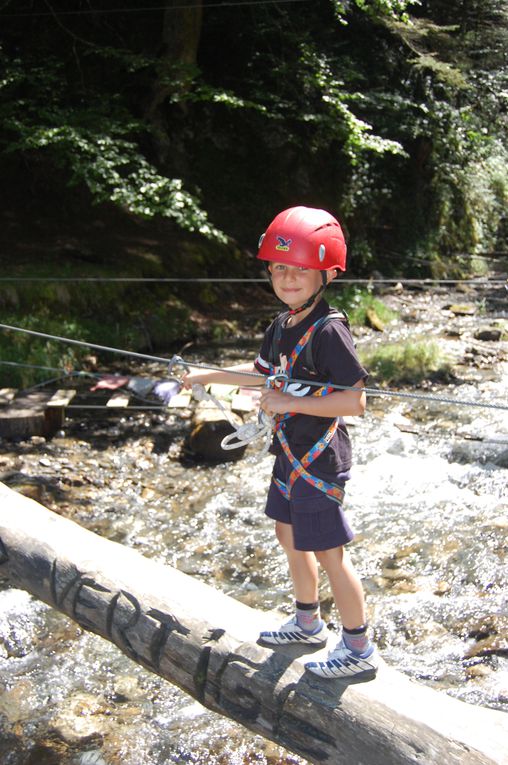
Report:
466,614,508,641
465,663,493,679
381,566,414,581
187,401,247,461
445,303,477,316
50,692,108,744
464,634,508,659
113,675,144,702
447,441,508,467
0,681,35,722
434,580,452,596
474,327,503,342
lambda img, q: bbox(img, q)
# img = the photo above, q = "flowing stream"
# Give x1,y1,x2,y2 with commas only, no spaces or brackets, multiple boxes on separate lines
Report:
0,286,507,765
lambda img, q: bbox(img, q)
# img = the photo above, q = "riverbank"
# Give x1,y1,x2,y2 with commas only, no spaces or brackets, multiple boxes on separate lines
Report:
0,281,507,765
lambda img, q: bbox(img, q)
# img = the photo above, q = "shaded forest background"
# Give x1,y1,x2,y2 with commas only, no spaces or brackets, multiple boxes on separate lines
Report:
0,0,507,375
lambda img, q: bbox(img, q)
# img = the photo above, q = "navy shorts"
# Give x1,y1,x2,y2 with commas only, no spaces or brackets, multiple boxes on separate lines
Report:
264,454,354,552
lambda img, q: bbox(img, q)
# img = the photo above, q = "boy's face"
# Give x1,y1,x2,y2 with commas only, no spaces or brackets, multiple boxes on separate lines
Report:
268,263,336,311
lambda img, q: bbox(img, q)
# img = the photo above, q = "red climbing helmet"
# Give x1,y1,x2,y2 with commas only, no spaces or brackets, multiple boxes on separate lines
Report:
257,206,347,272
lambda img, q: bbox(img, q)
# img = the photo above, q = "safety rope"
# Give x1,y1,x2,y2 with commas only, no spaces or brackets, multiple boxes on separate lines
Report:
0,276,506,285
166,356,273,451
0,322,507,412
4,0,314,17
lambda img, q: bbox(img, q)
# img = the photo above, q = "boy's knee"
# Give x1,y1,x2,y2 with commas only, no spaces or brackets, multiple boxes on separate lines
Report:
315,546,344,569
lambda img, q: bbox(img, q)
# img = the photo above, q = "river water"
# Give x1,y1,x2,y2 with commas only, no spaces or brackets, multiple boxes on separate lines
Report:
0,286,507,764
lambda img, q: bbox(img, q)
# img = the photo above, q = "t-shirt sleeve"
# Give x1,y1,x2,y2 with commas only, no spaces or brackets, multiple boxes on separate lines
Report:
254,318,276,376
313,320,368,387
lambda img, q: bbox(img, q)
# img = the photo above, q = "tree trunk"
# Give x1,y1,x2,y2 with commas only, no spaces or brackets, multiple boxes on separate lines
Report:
0,483,506,765
145,0,203,163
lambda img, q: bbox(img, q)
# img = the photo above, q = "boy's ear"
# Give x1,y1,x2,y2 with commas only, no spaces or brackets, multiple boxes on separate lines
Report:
326,269,338,283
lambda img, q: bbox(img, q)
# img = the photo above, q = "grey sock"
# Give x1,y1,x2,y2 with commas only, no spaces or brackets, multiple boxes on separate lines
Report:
295,601,321,633
342,624,371,655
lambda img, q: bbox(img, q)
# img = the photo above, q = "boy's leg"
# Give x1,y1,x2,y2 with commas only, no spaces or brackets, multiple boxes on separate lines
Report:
315,546,366,630
259,521,328,647
305,545,378,679
275,520,319,604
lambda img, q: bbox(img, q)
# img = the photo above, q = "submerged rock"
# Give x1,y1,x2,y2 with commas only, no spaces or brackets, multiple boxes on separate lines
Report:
50,693,108,744
465,633,508,659
474,327,504,342
445,304,476,316
448,442,508,467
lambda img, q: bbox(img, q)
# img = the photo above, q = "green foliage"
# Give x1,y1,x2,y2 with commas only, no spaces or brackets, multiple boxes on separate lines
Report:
0,279,196,388
329,286,398,326
386,1,508,260
412,101,508,257
298,45,407,165
332,0,419,23
0,313,93,388
359,339,450,385
0,0,507,275
0,50,226,242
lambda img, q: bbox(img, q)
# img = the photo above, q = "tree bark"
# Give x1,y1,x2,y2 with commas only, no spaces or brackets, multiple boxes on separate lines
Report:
145,0,203,163
0,483,506,765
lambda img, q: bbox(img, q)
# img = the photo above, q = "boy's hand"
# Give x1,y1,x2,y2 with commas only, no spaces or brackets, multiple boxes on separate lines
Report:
182,370,208,390
260,388,292,416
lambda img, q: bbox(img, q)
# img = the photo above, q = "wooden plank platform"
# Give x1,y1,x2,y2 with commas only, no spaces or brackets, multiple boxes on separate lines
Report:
106,392,131,408
231,392,255,413
47,389,77,408
0,384,256,441
167,392,192,408
208,383,239,399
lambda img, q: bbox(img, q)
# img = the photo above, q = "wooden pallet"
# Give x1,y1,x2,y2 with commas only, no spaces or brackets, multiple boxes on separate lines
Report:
0,384,260,440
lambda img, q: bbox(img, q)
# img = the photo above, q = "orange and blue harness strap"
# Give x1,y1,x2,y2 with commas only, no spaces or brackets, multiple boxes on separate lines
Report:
266,316,345,505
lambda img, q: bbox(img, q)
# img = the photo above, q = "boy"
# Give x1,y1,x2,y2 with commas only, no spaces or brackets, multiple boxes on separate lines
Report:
184,206,378,679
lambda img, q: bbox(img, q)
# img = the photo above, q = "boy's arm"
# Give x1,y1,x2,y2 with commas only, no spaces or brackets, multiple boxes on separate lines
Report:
182,362,264,389
260,379,366,418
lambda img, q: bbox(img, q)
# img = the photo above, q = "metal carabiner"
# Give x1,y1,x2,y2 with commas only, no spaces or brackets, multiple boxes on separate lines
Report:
265,372,289,392
167,354,191,376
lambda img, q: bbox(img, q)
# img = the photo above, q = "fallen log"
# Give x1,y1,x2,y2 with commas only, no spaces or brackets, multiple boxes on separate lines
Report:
0,482,506,765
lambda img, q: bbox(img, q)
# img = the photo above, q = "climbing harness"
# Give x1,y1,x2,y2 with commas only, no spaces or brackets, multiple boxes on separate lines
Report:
264,318,347,503
268,307,348,373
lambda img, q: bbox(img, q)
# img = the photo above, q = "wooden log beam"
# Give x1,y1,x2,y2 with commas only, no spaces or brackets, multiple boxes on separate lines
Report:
0,390,53,439
0,482,506,765
45,388,77,432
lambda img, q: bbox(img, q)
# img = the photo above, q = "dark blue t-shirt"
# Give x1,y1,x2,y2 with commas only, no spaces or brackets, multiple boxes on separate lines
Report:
254,299,368,475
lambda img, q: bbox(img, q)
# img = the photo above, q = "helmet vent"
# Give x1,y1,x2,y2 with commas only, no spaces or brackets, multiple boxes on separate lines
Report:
318,244,326,262
315,222,340,233
258,233,265,249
